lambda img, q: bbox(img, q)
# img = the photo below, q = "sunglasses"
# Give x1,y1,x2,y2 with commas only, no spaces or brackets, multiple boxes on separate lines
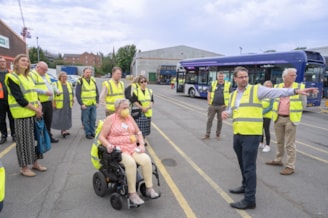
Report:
140,80,147,84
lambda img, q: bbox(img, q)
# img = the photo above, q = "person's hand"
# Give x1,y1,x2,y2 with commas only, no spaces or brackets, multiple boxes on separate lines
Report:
297,88,319,95
222,111,229,120
139,144,146,153
81,105,86,109
35,108,43,118
46,91,53,96
106,144,114,153
96,103,99,108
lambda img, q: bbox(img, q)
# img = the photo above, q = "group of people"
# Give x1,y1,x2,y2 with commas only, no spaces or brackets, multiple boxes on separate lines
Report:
203,66,316,209
0,54,76,177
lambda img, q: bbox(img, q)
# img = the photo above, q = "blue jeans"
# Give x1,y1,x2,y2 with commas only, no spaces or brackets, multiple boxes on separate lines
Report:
233,134,261,203
81,105,96,136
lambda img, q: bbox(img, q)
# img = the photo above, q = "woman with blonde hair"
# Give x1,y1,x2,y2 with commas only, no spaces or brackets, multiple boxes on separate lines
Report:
52,71,74,137
259,80,274,152
5,54,45,177
99,98,159,206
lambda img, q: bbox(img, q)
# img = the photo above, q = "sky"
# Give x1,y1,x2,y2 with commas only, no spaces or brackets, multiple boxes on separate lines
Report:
1,0,328,56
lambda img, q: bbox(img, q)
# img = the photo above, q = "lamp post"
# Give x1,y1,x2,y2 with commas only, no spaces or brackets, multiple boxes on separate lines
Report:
36,36,40,62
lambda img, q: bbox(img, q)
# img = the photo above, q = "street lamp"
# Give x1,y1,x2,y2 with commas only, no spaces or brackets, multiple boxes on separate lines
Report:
36,36,40,62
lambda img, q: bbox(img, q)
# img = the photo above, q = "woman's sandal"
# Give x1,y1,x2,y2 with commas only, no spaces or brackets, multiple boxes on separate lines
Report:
32,165,47,172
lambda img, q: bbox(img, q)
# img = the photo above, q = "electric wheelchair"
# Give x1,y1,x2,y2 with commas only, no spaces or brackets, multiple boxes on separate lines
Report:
92,144,161,210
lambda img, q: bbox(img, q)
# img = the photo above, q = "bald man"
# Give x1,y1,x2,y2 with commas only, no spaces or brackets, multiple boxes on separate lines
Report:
30,61,60,143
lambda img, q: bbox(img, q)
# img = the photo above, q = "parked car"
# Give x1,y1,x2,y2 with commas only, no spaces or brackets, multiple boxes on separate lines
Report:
67,75,80,86
48,72,58,83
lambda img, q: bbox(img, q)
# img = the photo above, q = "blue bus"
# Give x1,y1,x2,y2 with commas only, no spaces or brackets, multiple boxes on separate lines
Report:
177,50,326,106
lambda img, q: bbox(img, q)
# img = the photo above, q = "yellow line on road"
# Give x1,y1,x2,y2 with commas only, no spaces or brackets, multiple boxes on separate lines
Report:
0,143,16,158
146,138,197,218
152,122,252,218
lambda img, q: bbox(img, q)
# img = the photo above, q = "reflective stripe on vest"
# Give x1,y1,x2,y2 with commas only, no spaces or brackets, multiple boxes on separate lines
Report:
0,159,5,203
134,88,153,117
272,82,305,124
262,98,273,118
53,81,73,109
0,83,3,99
229,85,263,135
29,70,52,102
104,80,124,111
210,81,231,106
5,72,39,118
81,78,97,106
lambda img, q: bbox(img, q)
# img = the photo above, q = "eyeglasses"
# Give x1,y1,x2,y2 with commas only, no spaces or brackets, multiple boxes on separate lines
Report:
236,76,248,79
140,80,147,84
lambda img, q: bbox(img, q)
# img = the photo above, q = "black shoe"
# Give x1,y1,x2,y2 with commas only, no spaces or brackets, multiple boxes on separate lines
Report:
230,199,256,209
51,138,59,143
86,135,93,139
229,186,245,194
91,133,95,138
0,137,6,144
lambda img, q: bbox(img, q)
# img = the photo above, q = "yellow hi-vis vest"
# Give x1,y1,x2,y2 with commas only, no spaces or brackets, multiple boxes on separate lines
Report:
0,159,5,211
90,120,104,169
210,80,231,106
103,79,124,111
79,77,97,106
229,85,263,135
5,72,39,119
29,70,52,102
53,81,73,109
134,88,153,117
262,98,273,119
272,82,305,124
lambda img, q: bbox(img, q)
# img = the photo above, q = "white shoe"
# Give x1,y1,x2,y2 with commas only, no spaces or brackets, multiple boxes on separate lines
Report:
259,143,265,149
262,145,271,152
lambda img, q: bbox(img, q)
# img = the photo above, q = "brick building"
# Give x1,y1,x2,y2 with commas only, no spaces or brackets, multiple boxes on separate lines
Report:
0,19,26,69
63,52,101,68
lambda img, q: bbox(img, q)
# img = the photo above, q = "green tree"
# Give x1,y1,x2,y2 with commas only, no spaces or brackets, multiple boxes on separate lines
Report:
116,44,137,74
29,46,48,64
264,49,276,53
294,47,307,50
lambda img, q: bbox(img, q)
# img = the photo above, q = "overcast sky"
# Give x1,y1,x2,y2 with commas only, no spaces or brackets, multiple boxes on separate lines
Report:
1,0,327,56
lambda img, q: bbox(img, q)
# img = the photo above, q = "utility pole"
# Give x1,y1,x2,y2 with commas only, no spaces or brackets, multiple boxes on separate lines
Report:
36,36,40,62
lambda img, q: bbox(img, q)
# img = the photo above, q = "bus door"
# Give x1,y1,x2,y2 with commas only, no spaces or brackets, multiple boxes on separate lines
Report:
176,71,185,93
304,64,324,106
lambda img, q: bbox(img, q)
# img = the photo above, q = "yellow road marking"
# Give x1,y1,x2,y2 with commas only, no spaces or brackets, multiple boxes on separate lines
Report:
152,122,252,218
0,143,16,158
147,140,197,218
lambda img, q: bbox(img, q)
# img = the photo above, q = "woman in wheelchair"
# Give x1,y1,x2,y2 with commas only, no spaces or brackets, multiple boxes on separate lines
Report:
99,98,159,206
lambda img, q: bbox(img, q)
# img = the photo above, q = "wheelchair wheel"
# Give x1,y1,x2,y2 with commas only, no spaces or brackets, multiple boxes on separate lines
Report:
93,172,108,197
110,193,123,210
138,182,147,197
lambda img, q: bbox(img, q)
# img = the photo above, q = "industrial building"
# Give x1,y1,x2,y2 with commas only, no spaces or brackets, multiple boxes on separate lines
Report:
130,45,221,83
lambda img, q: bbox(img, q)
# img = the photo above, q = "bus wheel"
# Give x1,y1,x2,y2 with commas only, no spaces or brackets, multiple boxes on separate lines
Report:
189,88,196,98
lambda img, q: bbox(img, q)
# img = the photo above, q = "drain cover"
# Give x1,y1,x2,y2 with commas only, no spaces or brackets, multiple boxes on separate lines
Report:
161,158,177,167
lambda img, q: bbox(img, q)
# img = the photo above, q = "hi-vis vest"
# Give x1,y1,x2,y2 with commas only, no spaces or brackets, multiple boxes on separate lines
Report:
29,70,52,102
228,85,263,135
272,82,305,124
0,159,5,212
53,81,73,109
79,77,97,106
210,80,231,106
103,79,124,111
90,120,104,169
134,88,153,117
262,98,273,119
5,72,39,119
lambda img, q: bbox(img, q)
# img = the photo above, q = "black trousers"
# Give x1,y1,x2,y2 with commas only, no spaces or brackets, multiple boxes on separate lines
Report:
0,101,15,138
41,101,53,137
261,118,271,145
